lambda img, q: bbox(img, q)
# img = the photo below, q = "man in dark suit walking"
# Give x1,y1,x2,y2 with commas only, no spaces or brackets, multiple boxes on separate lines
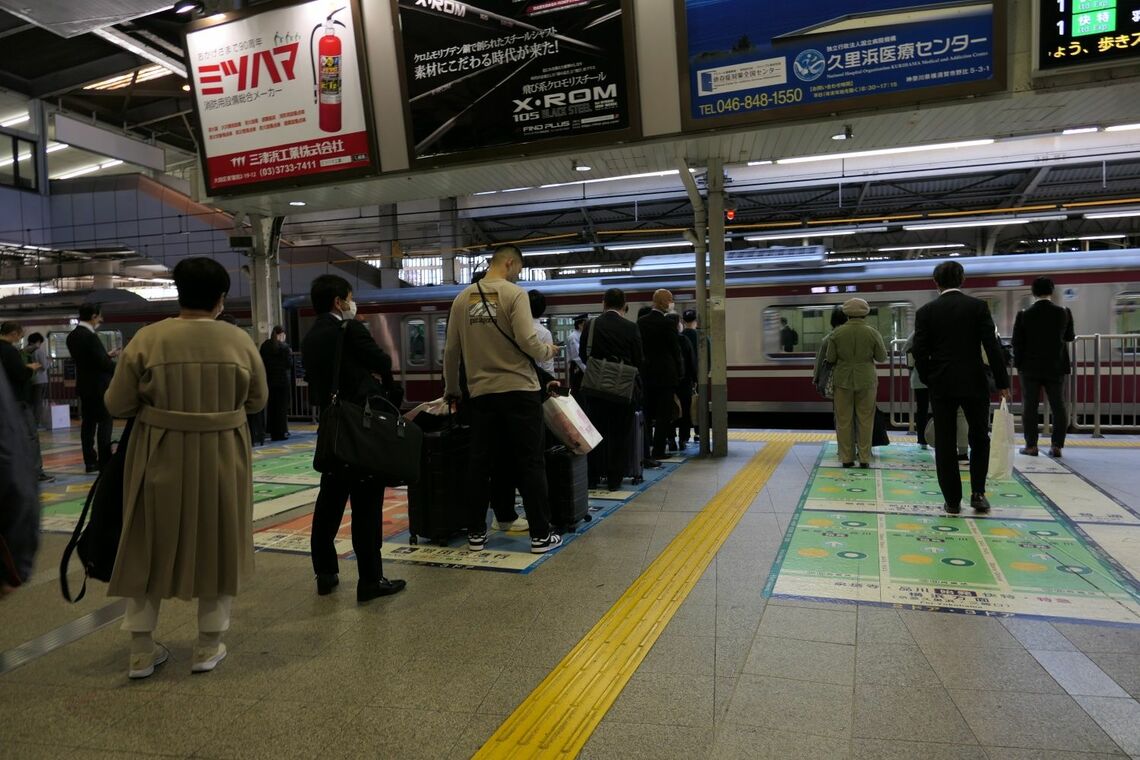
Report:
912,261,1011,515
301,275,405,603
638,289,683,461
66,304,117,472
1012,277,1075,458
580,288,644,491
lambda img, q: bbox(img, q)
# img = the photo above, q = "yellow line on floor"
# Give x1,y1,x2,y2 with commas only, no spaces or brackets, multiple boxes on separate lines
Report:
725,431,1140,448
473,441,794,760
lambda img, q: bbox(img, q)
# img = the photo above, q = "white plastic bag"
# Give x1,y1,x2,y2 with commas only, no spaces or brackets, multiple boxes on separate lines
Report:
542,394,602,455
403,397,450,421
988,399,1015,482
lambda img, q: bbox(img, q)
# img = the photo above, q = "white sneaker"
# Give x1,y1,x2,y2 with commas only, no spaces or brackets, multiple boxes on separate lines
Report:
530,533,563,554
491,517,530,533
191,642,228,674
128,643,169,680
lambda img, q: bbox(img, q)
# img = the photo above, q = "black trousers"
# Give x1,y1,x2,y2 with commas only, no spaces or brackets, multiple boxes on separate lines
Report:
585,396,634,490
676,388,693,444
29,384,46,427
311,470,384,583
1020,374,1067,449
914,388,930,446
647,387,675,459
465,391,551,539
266,384,290,440
79,393,112,469
930,394,991,506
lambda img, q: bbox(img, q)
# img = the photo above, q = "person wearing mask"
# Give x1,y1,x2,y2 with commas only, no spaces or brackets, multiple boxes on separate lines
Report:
443,245,563,554
23,332,50,428
566,314,588,397
1012,277,1075,458
826,299,887,468
667,312,697,450
912,261,1011,515
259,326,293,441
67,304,118,473
302,275,407,602
0,365,38,598
529,290,555,375
1,323,50,482
580,288,644,491
779,318,799,352
104,257,268,678
638,290,683,462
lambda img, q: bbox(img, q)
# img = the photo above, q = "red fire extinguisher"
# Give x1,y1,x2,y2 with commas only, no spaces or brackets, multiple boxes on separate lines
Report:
311,8,347,134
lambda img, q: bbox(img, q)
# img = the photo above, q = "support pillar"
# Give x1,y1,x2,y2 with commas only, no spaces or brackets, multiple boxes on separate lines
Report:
377,204,400,289
440,197,459,285
248,215,284,345
707,158,728,458
677,158,712,458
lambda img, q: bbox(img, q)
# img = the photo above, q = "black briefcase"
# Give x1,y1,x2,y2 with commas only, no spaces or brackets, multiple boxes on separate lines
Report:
314,394,422,485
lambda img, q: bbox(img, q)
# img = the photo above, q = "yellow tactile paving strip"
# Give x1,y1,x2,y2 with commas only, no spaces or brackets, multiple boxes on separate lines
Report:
474,441,794,760
726,431,1140,447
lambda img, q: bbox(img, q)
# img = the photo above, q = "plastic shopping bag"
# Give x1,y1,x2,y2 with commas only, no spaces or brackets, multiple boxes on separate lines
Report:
988,399,1015,482
542,394,602,456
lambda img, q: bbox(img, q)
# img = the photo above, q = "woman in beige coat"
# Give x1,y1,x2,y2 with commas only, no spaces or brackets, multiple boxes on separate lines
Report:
825,298,888,468
104,257,268,679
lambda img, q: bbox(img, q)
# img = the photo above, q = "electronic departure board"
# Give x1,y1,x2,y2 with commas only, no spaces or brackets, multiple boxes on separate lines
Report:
1037,0,1140,72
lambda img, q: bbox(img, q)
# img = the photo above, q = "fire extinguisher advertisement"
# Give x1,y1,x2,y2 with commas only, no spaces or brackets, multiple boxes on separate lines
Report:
184,0,378,195
393,0,640,164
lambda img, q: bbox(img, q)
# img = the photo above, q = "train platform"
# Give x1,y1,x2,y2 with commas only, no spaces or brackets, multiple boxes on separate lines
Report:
3,427,1140,759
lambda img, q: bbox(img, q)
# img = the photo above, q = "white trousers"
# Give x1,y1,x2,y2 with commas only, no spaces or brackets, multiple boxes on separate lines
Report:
122,595,233,634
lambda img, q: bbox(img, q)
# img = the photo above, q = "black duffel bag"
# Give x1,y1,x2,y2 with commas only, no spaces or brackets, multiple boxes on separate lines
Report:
313,323,423,485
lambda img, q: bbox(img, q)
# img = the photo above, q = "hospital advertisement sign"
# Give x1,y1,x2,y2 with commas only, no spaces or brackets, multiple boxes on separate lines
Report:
184,0,378,195
677,0,1004,130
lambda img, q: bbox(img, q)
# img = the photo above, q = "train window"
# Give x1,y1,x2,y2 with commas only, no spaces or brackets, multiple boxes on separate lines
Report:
46,329,123,359
434,317,447,367
405,319,428,367
763,302,912,358
1115,294,1140,335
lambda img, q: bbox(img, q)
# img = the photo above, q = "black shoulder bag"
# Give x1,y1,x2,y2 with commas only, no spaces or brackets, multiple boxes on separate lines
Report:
313,322,423,485
580,317,638,403
60,418,134,602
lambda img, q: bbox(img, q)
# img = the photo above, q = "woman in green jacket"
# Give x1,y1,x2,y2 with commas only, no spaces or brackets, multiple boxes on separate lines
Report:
826,298,887,467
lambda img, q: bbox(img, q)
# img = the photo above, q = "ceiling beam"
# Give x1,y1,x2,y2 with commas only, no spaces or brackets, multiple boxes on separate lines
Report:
91,27,187,78
34,52,142,98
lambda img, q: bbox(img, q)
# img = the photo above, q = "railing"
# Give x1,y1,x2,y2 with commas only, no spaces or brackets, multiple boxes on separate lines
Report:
1068,334,1140,436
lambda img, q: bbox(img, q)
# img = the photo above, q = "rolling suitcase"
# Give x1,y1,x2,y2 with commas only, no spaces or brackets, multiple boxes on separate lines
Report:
627,410,644,485
546,446,590,532
407,421,470,546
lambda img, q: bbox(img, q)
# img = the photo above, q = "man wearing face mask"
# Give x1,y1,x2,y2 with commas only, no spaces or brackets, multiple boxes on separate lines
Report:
301,275,406,602
638,289,683,461
444,245,563,554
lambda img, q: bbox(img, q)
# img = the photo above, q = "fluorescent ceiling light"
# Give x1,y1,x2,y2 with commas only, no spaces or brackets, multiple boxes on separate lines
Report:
747,160,773,166
0,113,29,127
777,138,995,165
100,159,123,169
1062,126,1099,135
745,226,888,242
84,65,172,91
90,28,187,78
904,214,1067,231
289,201,306,207
877,243,967,252
604,240,692,251
539,169,684,190
1083,210,1140,220
46,142,68,153
472,190,498,196
1078,234,1127,240
1105,123,1140,132
521,247,594,257
54,165,100,180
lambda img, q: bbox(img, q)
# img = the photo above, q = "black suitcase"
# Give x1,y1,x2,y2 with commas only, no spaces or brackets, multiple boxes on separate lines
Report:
546,446,590,532
627,410,644,485
407,422,470,546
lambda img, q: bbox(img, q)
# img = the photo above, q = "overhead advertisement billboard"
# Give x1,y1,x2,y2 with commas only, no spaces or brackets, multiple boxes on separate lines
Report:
184,0,379,196
676,0,1006,131
1035,0,1140,74
391,0,640,165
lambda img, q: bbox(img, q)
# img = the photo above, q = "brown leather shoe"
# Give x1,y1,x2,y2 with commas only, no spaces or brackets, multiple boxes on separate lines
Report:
1019,447,1039,456
1048,447,1063,458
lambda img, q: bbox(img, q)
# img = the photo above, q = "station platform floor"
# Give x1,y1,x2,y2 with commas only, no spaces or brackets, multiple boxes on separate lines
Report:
3,426,1140,759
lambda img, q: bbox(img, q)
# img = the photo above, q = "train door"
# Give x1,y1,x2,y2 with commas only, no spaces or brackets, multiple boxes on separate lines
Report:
401,314,448,403
546,314,575,383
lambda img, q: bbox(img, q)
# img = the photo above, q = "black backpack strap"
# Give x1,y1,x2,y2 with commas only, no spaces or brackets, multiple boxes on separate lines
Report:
59,472,100,603
475,280,543,382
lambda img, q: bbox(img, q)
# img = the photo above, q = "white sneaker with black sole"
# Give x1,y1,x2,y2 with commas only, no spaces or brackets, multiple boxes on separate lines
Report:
468,532,487,552
491,517,529,533
530,533,563,554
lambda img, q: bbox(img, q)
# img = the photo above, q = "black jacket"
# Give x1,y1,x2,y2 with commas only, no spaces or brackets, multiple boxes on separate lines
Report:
913,290,1010,399
0,340,31,401
638,310,683,389
1012,299,1075,378
301,314,397,409
580,311,644,369
66,326,115,399
677,333,698,389
0,369,38,586
259,338,294,388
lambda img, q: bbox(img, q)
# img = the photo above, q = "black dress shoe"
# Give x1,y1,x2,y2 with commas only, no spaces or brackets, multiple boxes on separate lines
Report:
842,462,855,468
316,574,339,596
357,577,406,603
944,502,962,515
859,462,870,469
970,494,991,513
85,465,100,474
643,458,662,469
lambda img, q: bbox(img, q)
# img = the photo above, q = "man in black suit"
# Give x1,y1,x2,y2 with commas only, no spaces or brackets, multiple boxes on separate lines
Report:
1,322,49,482
259,325,293,441
1012,277,1075,458
913,261,1011,515
580,288,645,491
638,289,683,461
301,275,406,603
66,304,117,472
